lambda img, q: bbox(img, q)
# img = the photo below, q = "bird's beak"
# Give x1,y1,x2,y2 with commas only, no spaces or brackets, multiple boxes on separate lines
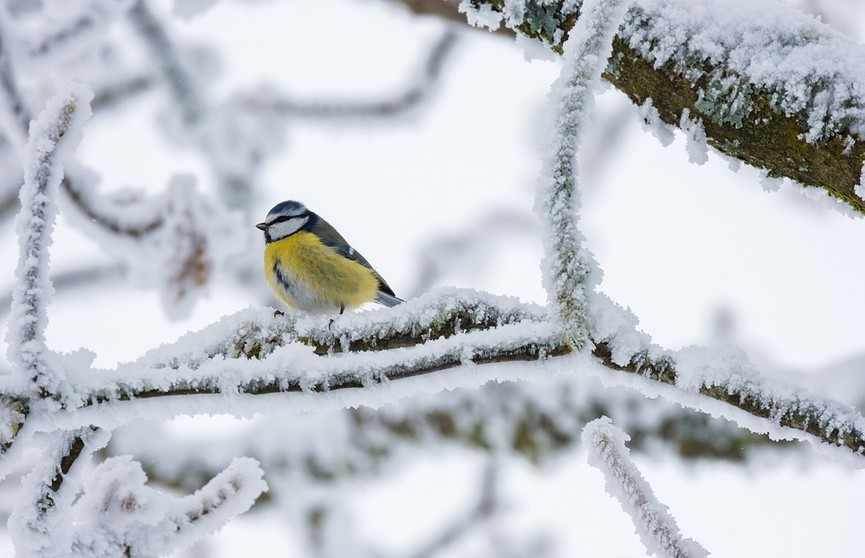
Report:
255,222,267,231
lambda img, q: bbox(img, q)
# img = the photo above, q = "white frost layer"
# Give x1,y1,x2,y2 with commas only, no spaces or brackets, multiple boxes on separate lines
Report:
679,108,708,165
535,0,629,347
675,346,865,462
8,427,110,558
583,417,709,558
21,288,555,431
6,84,92,395
492,0,865,143
585,346,865,468
12,448,266,558
458,0,503,31
624,0,865,143
856,165,865,201
638,98,674,147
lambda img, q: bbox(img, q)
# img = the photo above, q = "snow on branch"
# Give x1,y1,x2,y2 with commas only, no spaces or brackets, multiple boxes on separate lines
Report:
433,0,865,214
674,347,865,463
8,427,107,557
70,312,563,412
10,429,267,557
64,456,267,557
536,0,628,348
6,86,92,397
583,417,708,558
1,288,855,464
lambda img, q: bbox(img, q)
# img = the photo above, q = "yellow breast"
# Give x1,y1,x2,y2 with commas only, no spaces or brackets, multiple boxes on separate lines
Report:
263,231,380,313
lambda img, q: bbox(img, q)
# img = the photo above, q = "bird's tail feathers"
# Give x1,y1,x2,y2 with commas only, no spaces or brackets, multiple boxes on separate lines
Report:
376,291,404,307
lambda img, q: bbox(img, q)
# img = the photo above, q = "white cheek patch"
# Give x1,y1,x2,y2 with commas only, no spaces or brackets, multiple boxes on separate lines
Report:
268,216,309,241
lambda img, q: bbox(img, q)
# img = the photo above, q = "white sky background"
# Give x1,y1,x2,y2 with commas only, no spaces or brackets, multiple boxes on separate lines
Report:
1,0,865,555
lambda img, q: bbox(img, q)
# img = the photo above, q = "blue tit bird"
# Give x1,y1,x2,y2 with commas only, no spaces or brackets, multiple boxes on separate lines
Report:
256,200,403,315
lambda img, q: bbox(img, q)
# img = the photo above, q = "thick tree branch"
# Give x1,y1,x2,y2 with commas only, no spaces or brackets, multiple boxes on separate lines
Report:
405,0,865,214
16,291,861,461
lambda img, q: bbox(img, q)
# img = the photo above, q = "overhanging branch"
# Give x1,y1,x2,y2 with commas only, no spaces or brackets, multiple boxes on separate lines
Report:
403,0,865,213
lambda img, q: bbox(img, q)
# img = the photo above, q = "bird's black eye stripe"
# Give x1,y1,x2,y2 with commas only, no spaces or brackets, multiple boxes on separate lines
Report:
267,213,307,226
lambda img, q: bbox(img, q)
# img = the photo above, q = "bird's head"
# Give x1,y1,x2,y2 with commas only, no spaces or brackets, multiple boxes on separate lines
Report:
256,200,311,243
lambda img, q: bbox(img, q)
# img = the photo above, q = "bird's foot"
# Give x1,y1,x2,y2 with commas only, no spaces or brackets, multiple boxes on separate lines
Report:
273,309,285,317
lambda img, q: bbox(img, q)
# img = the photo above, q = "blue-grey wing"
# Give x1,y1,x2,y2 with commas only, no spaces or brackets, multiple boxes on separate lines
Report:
313,217,400,298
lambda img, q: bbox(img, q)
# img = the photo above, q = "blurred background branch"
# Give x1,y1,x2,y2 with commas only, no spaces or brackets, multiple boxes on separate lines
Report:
0,0,863,556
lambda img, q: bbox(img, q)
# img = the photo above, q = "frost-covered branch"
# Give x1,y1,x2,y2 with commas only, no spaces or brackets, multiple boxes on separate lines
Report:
6,87,92,397
536,0,628,348
8,427,105,557
583,418,708,558
243,29,458,120
414,0,865,214
9,429,267,558
9,289,858,462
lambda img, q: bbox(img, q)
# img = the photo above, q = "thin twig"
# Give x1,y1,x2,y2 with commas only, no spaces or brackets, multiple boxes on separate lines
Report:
409,459,499,558
584,417,708,558
0,263,126,319
92,74,156,111
536,0,628,348
128,0,203,125
9,89,91,395
243,29,458,119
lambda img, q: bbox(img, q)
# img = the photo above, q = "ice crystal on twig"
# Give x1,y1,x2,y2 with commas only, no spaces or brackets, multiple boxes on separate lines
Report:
536,0,629,348
584,417,708,558
7,86,92,396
